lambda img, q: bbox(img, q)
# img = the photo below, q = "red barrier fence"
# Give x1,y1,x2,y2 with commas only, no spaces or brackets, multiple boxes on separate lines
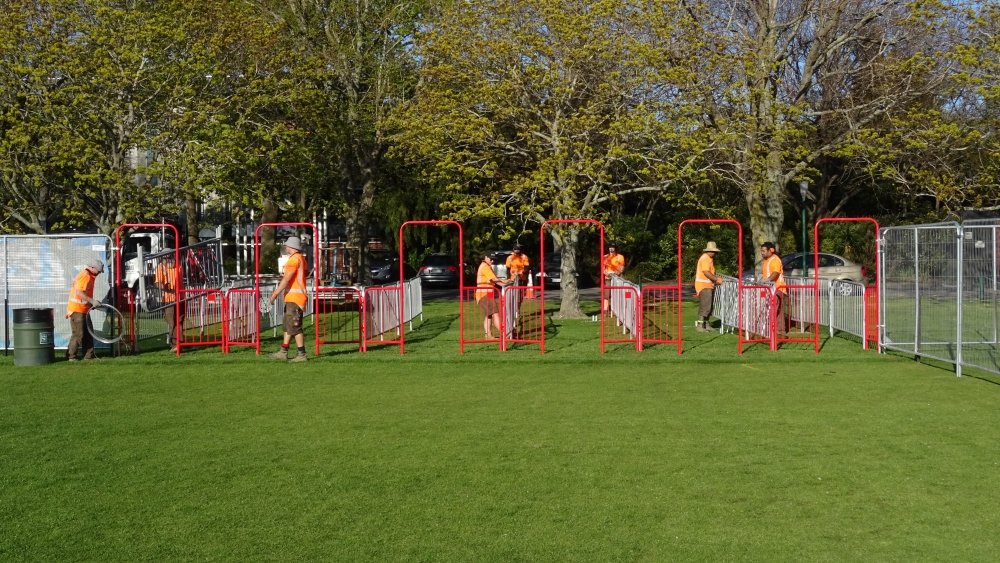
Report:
602,285,641,352
223,288,258,353
316,286,363,351
640,285,681,352
177,288,225,351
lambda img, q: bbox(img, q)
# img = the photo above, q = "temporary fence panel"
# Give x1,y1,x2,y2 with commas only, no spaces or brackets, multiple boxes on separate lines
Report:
959,221,1000,374
1,234,113,351
500,284,544,350
828,280,868,345
603,275,640,352
402,277,423,327
777,281,820,348
676,219,744,353
364,285,403,349
880,223,962,372
640,285,681,352
223,287,259,353
461,286,502,349
713,275,741,334
739,283,774,351
316,286,363,351
176,288,225,351
399,220,464,354
114,224,181,355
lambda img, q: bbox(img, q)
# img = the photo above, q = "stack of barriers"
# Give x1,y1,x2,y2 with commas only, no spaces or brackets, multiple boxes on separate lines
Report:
605,274,641,351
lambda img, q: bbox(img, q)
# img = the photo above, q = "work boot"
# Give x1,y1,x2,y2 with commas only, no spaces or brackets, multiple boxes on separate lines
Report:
269,349,289,360
67,358,79,363
289,352,308,363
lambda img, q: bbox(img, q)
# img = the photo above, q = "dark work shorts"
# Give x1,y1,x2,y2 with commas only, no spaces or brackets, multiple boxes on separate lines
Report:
283,302,304,336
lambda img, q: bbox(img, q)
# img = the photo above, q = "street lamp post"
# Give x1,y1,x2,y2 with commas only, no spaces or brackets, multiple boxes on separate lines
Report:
799,181,809,276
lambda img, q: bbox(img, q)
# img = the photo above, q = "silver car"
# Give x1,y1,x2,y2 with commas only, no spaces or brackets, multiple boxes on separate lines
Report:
783,252,868,295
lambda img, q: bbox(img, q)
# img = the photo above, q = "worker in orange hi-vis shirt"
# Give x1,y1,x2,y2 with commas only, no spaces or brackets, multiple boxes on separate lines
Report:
602,243,625,312
155,254,185,352
476,253,511,340
269,236,309,362
505,244,530,286
694,241,724,332
760,241,788,335
66,259,104,361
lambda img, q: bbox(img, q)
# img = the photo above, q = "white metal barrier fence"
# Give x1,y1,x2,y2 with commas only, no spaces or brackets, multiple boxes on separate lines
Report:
607,274,639,337
2,235,113,351
880,220,1000,376
365,277,423,341
501,284,523,338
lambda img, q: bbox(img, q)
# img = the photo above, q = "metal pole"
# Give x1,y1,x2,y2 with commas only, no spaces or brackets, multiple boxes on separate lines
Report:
993,225,997,344
914,228,920,358
955,225,965,377
956,225,963,377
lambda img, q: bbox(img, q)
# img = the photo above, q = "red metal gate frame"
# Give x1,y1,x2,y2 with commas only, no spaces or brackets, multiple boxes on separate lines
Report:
539,219,605,354
399,220,463,354
114,223,181,356
813,217,880,352
254,222,320,355
677,219,744,354
176,287,225,351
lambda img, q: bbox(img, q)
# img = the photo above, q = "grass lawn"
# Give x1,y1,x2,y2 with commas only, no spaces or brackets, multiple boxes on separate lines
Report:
2,300,1000,561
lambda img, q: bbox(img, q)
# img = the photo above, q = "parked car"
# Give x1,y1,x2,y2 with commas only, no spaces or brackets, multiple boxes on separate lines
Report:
783,252,867,282
418,253,461,287
536,252,586,287
368,250,416,285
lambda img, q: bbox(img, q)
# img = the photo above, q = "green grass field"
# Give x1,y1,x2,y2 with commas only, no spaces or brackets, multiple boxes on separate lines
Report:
3,300,1000,561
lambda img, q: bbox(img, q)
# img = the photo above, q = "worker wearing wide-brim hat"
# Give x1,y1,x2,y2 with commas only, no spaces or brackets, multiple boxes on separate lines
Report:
268,236,309,362
66,258,105,361
695,241,724,332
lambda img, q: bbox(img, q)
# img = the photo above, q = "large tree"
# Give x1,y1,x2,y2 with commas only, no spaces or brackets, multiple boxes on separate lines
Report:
250,0,426,282
692,0,953,252
392,0,711,317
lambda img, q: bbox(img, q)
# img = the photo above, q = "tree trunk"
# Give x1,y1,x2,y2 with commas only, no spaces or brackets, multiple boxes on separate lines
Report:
746,173,786,272
184,194,200,246
260,197,279,275
556,227,585,319
344,174,377,285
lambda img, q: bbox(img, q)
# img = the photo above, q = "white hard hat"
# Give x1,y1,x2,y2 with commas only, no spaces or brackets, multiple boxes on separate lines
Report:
283,236,302,251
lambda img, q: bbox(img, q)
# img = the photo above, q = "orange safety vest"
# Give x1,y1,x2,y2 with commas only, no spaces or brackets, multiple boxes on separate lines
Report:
155,263,179,302
604,253,624,276
67,269,96,315
763,255,787,294
695,253,716,296
475,261,498,302
283,252,309,307
506,253,530,279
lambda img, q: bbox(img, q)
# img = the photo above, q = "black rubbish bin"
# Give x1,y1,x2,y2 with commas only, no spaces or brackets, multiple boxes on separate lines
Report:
13,308,55,367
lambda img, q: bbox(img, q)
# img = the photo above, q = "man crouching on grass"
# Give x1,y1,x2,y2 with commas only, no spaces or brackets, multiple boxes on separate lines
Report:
269,236,309,362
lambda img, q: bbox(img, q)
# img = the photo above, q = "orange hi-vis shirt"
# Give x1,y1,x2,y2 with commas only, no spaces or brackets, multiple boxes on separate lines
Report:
506,253,530,279
67,269,96,315
155,263,179,302
604,253,625,277
476,261,499,302
283,252,309,307
763,255,787,293
695,253,716,296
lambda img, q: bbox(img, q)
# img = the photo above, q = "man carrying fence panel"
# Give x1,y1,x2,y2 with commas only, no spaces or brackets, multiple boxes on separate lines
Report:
695,241,724,332
268,237,309,362
66,259,104,361
156,255,184,352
